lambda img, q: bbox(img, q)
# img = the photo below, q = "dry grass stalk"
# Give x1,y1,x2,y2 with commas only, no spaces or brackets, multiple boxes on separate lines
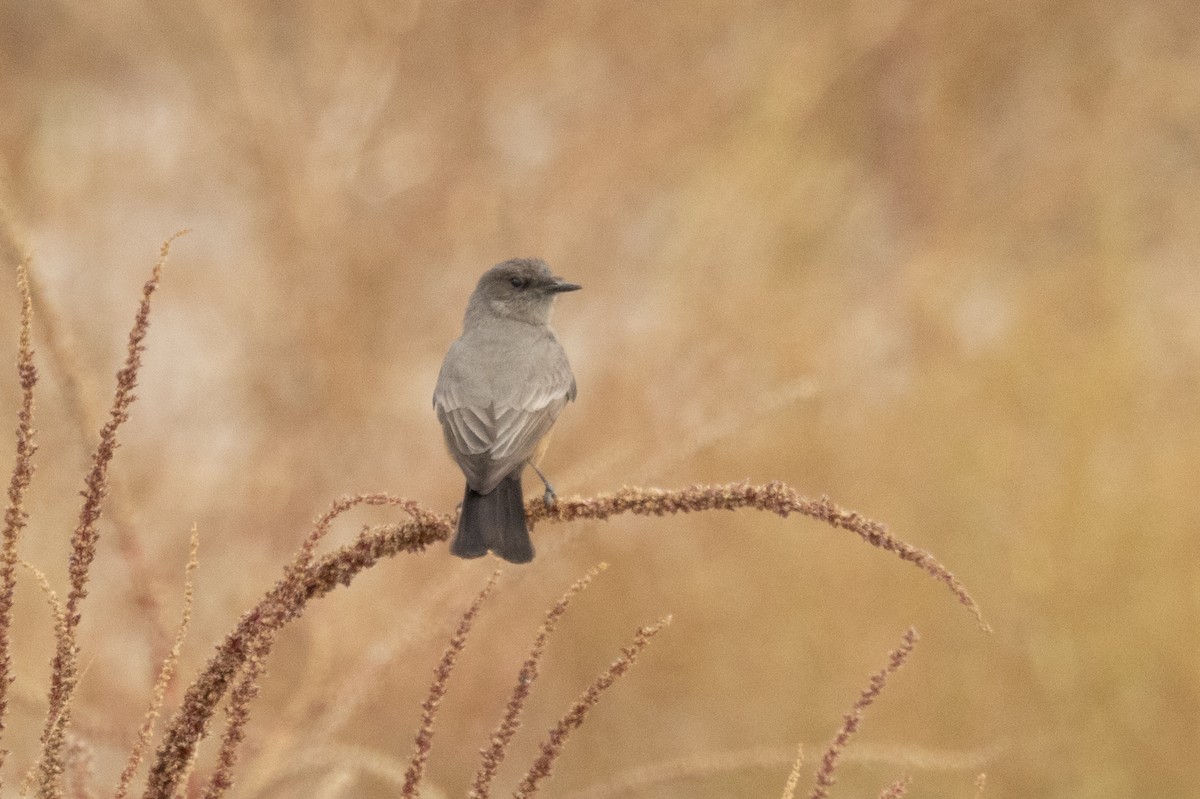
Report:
877,776,910,798
17,559,71,794
300,493,429,572
25,258,174,676
528,483,988,631
17,563,70,799
19,558,71,795
401,569,500,799
35,231,185,798
0,255,38,784
810,627,920,799
200,496,426,799
147,480,985,798
5,201,171,675
212,504,440,799
115,526,200,799
21,560,68,640
166,742,200,799
512,615,672,799
200,642,265,799
780,742,804,799
470,563,607,799
17,560,72,795
144,492,444,799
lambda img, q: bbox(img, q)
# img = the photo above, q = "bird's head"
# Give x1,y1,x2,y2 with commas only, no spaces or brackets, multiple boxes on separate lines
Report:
467,258,581,326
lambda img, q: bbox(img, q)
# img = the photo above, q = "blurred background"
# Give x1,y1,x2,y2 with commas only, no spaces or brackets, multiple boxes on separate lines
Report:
1,1,1198,797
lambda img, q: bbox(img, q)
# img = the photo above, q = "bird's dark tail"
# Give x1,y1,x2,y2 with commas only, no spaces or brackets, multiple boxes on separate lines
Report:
451,474,533,564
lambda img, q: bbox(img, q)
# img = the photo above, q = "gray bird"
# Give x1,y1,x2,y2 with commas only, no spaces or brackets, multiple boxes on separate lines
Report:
434,258,580,563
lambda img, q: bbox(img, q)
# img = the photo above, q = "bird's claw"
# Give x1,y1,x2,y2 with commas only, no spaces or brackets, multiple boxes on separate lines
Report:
542,486,557,510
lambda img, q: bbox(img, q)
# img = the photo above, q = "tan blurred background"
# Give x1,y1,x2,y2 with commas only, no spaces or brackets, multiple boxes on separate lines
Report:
1,1,1198,797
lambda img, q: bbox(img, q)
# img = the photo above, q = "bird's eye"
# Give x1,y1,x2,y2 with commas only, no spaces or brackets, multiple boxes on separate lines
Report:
509,277,527,290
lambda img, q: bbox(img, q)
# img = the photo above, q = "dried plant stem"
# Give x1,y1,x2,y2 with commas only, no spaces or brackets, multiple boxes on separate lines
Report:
166,742,200,799
195,491,422,796
115,526,200,799
144,493,440,799
20,223,174,676
401,570,500,799
201,639,266,798
780,743,804,799
21,561,68,640
810,628,920,799
529,483,989,631
470,564,606,799
35,232,184,799
0,256,37,784
513,616,672,799
226,499,439,796
145,481,983,799
26,238,174,675
200,495,427,799
19,561,68,797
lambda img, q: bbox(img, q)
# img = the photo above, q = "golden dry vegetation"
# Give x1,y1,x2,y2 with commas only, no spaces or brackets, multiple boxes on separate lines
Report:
0,2,1198,797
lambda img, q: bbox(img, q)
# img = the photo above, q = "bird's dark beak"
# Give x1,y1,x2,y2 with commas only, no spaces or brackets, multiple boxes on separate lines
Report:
547,278,582,293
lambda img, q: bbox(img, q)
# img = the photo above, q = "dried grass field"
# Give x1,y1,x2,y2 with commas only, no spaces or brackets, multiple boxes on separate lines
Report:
0,2,1198,797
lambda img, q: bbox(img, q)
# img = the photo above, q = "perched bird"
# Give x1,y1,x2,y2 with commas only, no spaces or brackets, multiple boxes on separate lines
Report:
434,258,580,563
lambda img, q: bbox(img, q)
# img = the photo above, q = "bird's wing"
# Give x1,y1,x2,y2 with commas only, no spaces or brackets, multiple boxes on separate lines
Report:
434,335,575,493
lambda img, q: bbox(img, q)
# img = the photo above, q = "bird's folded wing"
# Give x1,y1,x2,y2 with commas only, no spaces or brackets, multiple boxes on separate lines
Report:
434,352,574,492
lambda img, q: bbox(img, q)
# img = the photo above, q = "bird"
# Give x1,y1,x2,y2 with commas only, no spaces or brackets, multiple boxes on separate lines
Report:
434,258,580,563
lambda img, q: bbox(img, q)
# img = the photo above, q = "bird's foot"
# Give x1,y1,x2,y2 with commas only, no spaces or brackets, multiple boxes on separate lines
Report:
529,461,558,510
